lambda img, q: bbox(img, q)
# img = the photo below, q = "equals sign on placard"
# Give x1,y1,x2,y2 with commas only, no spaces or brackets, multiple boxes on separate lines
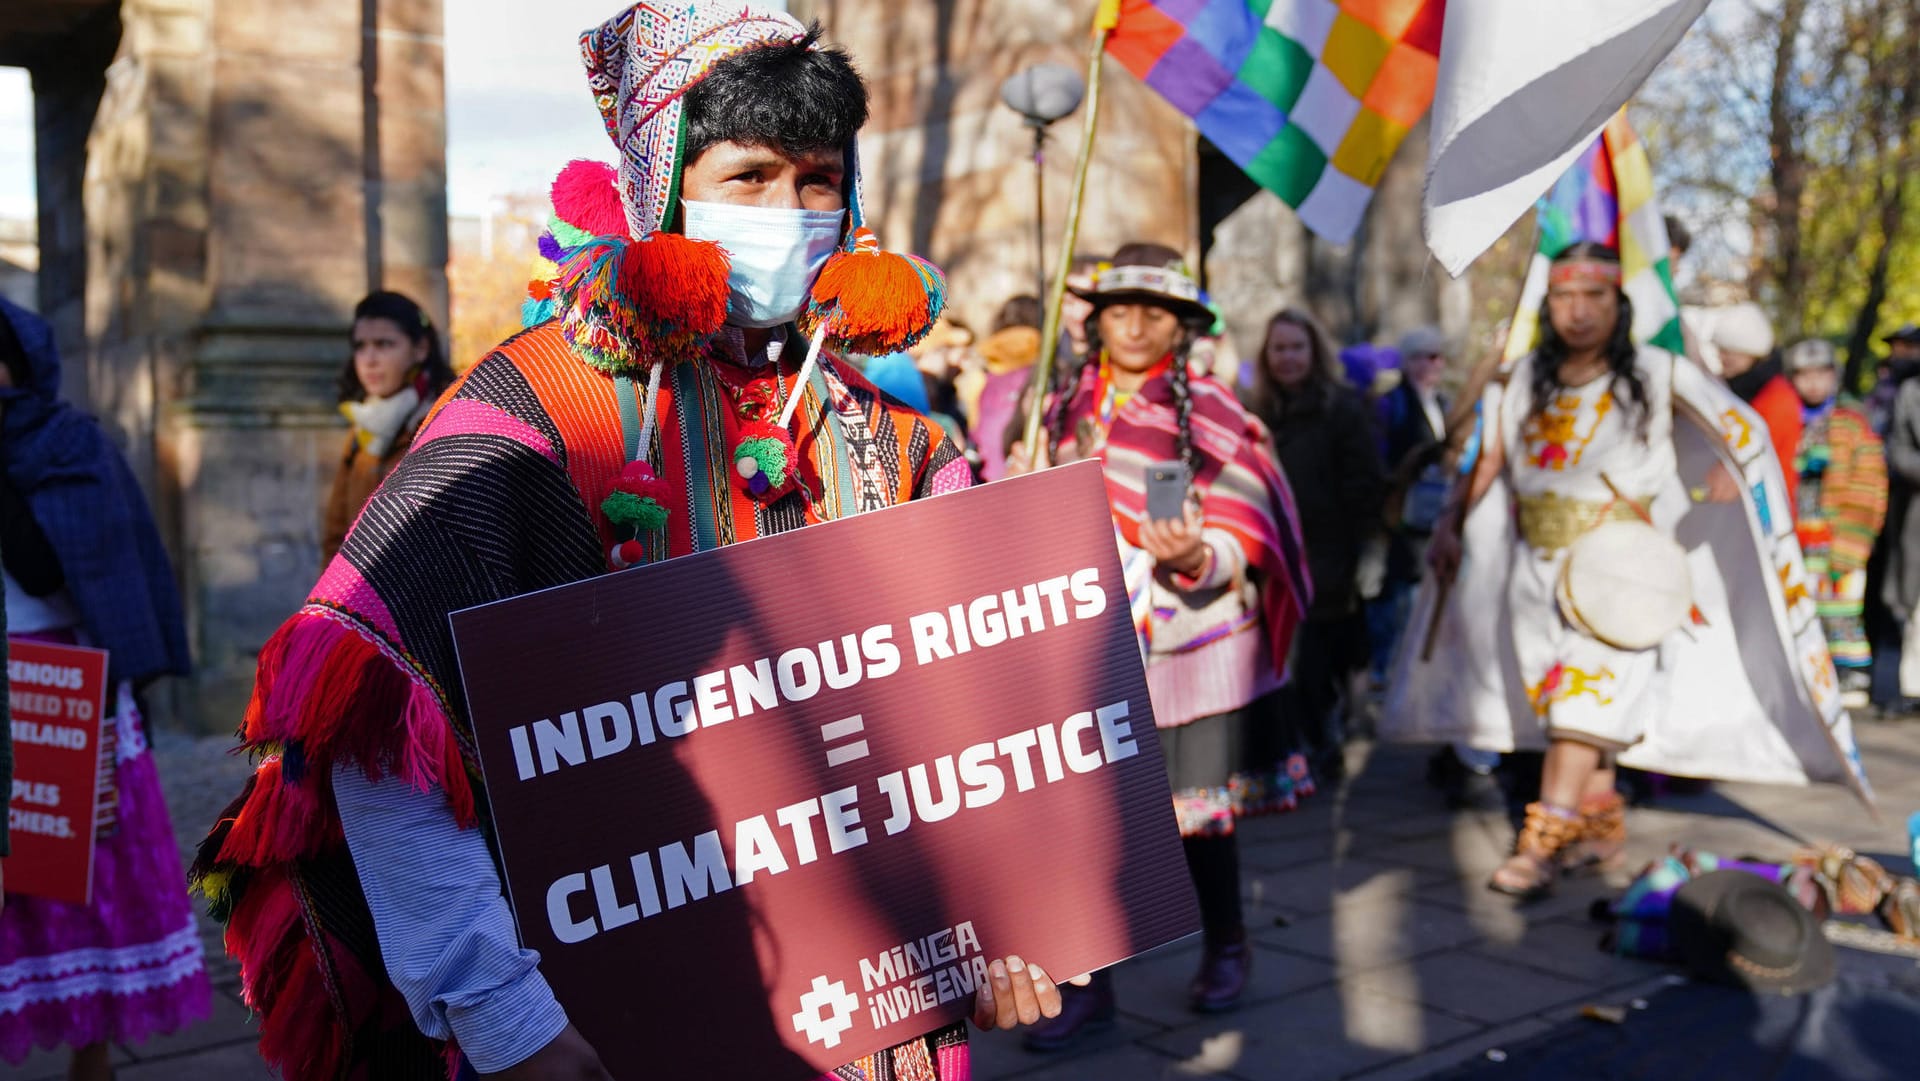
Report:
820,715,870,767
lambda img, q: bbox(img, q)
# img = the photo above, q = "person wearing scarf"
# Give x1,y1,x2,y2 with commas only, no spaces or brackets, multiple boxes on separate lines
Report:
0,298,205,1079
1008,244,1311,1042
192,6,1072,1078
322,291,456,566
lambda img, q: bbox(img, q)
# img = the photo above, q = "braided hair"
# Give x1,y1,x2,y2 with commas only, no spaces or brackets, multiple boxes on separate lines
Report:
1529,241,1649,439
1052,317,1202,487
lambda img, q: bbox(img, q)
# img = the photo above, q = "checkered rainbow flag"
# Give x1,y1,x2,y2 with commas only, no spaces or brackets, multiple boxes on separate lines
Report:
1107,0,1446,243
1502,110,1687,361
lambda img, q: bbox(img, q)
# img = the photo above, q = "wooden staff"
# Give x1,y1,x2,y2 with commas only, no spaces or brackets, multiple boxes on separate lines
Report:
1019,0,1121,456
1418,336,1511,662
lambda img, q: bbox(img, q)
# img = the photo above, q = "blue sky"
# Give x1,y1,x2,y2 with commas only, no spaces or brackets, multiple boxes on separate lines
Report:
0,2,792,223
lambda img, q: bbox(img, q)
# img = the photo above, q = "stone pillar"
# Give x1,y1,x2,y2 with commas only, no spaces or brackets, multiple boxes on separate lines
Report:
27,3,119,407
20,0,448,730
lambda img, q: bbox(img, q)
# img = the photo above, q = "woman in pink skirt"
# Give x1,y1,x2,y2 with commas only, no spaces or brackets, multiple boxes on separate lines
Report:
0,298,208,1079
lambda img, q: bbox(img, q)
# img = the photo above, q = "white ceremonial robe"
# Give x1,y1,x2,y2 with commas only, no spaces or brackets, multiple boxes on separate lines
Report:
1383,347,1870,804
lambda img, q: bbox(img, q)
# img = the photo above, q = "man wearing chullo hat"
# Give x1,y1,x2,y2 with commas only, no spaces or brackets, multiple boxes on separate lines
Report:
1385,241,1871,901
193,5,1067,1077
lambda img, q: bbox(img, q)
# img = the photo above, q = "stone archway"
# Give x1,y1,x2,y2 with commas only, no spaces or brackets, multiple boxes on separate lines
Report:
0,0,448,729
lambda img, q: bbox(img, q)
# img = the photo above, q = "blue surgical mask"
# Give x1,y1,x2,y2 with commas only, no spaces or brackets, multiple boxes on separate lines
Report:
681,200,847,328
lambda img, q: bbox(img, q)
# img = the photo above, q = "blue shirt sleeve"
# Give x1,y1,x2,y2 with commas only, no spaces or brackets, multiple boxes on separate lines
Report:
332,762,569,1073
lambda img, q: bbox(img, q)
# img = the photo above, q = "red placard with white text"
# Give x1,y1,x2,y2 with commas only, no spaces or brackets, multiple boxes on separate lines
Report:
451,461,1201,1080
5,638,109,904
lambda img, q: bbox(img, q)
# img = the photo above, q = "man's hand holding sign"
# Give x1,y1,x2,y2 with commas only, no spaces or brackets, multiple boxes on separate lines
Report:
451,462,1196,1079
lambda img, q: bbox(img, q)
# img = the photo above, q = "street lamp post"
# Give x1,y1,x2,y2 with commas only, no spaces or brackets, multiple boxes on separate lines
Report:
999,64,1086,301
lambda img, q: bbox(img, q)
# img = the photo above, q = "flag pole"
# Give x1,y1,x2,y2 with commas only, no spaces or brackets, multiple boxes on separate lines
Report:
1020,0,1121,458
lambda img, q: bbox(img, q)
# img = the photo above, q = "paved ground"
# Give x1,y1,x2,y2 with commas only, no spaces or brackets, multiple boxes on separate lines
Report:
5,720,1916,1080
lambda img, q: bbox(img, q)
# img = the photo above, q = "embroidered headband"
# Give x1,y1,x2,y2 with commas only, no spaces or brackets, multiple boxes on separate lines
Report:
1090,264,1204,304
1548,259,1623,287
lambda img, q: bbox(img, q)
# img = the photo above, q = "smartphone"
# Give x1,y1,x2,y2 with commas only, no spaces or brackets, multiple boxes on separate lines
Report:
1144,460,1189,523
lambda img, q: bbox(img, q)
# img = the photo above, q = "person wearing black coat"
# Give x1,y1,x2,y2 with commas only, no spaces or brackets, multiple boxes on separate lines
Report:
1249,308,1388,780
1373,326,1452,678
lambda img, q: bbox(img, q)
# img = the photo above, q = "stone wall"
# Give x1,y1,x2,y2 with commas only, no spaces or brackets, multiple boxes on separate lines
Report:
10,0,448,730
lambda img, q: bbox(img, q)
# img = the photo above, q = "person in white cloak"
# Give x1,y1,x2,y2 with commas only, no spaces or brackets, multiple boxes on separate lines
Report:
1407,242,1869,899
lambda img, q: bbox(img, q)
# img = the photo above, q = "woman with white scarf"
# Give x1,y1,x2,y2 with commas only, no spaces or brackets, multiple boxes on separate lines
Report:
323,291,455,566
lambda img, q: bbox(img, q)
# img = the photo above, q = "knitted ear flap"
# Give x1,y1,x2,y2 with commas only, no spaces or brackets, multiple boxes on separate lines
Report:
800,226,947,356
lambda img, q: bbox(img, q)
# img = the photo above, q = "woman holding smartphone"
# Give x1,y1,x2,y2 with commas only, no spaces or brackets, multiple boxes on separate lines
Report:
1008,244,1311,1040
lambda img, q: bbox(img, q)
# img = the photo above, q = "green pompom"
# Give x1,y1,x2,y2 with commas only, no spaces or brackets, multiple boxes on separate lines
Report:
735,436,791,486
601,490,668,533
549,214,595,250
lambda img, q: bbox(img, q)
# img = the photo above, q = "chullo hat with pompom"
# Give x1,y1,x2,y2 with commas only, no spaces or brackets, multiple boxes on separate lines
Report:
523,2,946,375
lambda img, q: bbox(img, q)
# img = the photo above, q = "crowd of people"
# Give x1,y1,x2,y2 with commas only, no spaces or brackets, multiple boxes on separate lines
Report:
1698,300,1920,716
0,1,1908,1078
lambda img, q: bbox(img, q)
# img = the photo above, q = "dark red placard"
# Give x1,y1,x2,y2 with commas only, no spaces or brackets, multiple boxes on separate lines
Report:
451,461,1199,1079
5,638,109,905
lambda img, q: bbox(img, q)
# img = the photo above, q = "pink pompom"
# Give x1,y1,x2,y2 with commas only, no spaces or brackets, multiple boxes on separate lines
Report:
618,460,658,487
614,460,675,504
550,160,627,239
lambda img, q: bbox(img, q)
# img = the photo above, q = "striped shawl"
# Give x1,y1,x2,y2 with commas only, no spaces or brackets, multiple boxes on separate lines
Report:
193,321,969,1079
1057,362,1311,676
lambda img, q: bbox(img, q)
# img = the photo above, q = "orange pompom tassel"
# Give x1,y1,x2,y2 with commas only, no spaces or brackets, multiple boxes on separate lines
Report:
804,227,946,356
622,231,732,334
556,231,731,374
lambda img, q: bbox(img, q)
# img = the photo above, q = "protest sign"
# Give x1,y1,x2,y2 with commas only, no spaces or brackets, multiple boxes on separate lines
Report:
452,460,1199,1078
5,638,110,904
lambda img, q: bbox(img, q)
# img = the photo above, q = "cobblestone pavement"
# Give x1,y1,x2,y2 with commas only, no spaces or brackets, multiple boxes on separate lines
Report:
5,721,1915,1080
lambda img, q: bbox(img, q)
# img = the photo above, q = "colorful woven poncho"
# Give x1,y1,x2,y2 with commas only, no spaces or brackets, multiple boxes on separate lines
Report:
192,3,968,1077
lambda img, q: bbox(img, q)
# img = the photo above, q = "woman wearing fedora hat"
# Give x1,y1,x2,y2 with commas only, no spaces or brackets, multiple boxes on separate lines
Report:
1009,243,1312,1041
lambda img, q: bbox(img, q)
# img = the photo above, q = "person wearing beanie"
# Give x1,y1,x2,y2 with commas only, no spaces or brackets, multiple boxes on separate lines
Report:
1703,303,1809,507
1709,301,1778,398
968,295,1044,480
1373,326,1452,677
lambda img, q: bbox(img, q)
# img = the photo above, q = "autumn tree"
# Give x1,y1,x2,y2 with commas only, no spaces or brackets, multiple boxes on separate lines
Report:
1640,0,1919,387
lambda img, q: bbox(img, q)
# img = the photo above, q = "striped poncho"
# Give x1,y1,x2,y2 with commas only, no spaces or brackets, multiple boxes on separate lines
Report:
192,321,970,1079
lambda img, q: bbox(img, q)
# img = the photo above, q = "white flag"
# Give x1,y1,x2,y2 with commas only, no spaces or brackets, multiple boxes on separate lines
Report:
1421,0,1710,276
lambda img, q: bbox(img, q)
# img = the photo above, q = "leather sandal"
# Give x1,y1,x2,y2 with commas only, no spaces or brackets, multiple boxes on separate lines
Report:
1489,802,1581,898
1791,845,1894,916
